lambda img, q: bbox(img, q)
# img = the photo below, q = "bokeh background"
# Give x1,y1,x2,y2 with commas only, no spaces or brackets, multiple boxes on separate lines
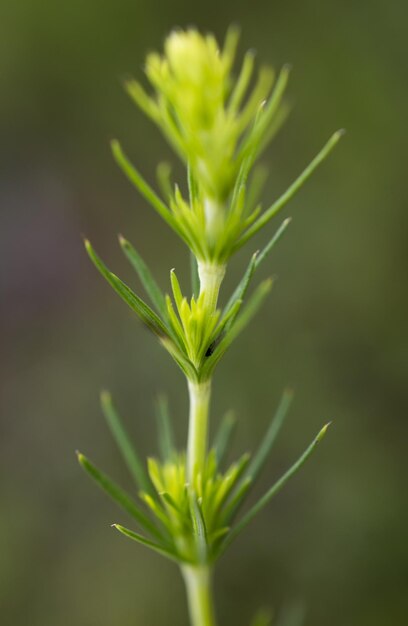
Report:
1,1,407,624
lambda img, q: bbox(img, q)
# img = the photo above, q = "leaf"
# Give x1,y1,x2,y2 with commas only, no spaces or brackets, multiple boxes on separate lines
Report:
100,391,154,495
227,50,255,115
85,239,169,338
112,524,186,564
189,492,208,563
236,130,345,248
240,64,291,163
212,410,236,466
223,252,258,321
200,279,273,380
220,477,252,526
255,218,292,268
77,452,163,541
155,394,176,461
187,161,200,207
245,388,294,483
118,235,167,320
111,140,187,242
190,252,200,299
220,423,331,551
170,269,183,311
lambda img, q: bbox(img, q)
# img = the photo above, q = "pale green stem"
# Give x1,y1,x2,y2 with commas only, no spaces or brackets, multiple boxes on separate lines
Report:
182,565,217,626
187,379,211,482
197,261,226,313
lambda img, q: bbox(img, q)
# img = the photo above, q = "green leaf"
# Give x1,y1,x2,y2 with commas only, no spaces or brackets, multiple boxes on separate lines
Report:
156,161,173,201
220,423,331,551
118,235,167,320
190,252,200,299
100,391,154,495
236,130,345,248
85,239,169,338
170,269,184,311
227,50,255,115
111,140,187,242
189,492,208,563
155,394,176,461
220,477,252,526
240,64,291,162
201,279,273,380
112,524,186,564
255,218,292,269
187,161,200,207
245,388,294,483
77,452,163,541
222,252,258,320
212,410,236,466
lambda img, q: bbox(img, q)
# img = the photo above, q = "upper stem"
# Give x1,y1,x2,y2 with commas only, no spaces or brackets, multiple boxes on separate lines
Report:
197,261,226,313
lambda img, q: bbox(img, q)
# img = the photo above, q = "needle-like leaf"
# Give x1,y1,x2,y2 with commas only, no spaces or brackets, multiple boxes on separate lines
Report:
112,524,186,563
77,452,163,540
100,391,154,495
212,410,237,466
220,423,331,551
111,140,187,242
85,239,169,338
155,394,176,462
189,492,208,563
245,388,294,483
236,130,345,248
118,235,167,320
201,279,273,380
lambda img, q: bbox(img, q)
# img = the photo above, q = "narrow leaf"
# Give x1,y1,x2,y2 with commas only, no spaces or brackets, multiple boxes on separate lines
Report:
236,130,345,248
100,391,154,495
212,410,236,466
111,140,186,241
255,218,292,269
118,235,167,319
170,269,183,311
155,394,176,461
245,388,294,482
220,423,331,551
189,493,208,563
77,452,163,540
85,239,169,338
201,279,273,379
112,524,185,564
190,252,200,299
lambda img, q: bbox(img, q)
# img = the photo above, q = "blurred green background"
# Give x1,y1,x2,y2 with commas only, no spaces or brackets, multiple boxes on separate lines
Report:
1,0,407,624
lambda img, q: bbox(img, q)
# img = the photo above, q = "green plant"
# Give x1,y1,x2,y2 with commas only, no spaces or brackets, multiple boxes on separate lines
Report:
78,27,342,626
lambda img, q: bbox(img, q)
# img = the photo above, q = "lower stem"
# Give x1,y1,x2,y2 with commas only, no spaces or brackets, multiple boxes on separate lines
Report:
182,565,217,626
187,379,211,482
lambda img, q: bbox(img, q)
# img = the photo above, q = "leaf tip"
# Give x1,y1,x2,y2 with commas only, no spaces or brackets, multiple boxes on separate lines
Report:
76,450,86,465
118,233,128,247
100,389,112,406
316,421,332,443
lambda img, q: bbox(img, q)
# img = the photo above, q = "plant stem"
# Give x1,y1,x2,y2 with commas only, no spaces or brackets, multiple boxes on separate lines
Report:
197,261,226,313
182,565,217,626
187,380,212,481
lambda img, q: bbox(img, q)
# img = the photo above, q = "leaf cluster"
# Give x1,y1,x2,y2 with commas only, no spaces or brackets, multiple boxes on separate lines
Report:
78,391,330,565
85,215,290,381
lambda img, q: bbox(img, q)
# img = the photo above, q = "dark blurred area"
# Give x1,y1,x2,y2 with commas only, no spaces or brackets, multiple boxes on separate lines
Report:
1,1,407,624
